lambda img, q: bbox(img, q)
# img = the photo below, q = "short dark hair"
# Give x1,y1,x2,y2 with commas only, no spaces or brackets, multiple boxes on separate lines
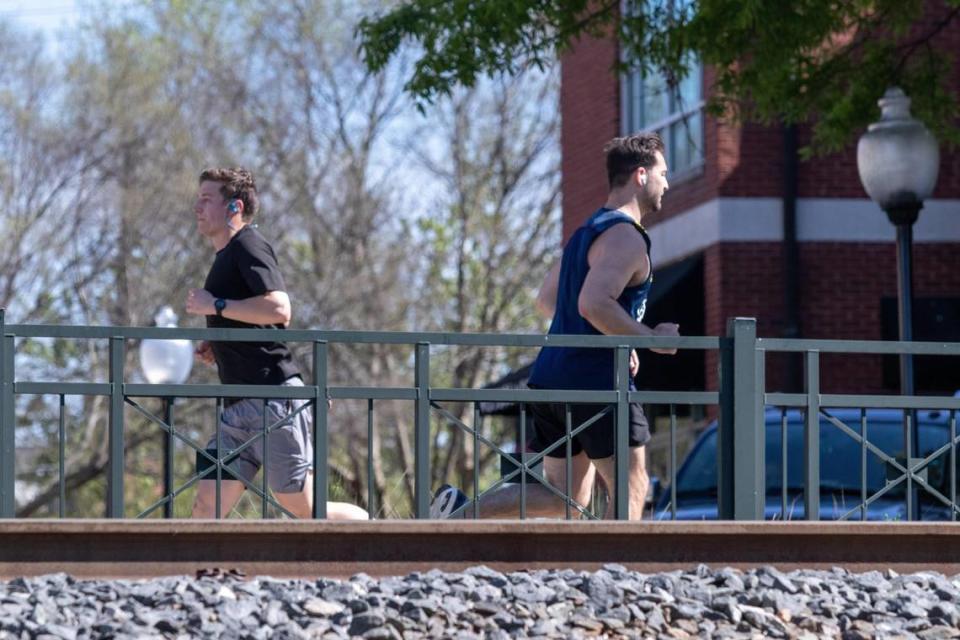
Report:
198,166,260,222
604,133,665,188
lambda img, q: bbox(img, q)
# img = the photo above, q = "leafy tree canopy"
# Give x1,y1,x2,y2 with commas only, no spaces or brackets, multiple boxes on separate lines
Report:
359,0,960,154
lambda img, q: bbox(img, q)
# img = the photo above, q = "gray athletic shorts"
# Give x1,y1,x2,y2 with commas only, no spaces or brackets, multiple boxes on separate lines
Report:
202,376,312,493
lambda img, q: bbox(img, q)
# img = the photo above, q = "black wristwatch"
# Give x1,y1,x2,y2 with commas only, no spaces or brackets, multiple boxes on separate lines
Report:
214,298,227,317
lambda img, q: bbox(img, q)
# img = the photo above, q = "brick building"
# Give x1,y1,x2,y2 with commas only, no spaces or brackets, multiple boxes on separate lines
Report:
560,10,960,396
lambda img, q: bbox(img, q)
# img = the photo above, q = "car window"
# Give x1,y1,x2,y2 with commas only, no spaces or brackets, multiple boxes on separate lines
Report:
675,429,719,495
768,420,948,495
675,418,950,498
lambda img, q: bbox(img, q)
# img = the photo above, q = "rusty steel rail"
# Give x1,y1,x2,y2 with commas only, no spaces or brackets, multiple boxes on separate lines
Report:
2,520,960,579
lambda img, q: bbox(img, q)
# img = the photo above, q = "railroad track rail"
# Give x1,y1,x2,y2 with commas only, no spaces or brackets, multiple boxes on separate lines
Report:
1,520,959,579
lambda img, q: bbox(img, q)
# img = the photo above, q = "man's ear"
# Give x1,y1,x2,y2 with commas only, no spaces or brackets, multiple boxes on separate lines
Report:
637,168,647,187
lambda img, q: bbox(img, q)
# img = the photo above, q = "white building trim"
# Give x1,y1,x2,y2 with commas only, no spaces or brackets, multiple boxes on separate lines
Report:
647,197,960,265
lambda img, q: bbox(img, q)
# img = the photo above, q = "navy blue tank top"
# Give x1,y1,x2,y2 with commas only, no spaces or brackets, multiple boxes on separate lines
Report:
528,208,652,390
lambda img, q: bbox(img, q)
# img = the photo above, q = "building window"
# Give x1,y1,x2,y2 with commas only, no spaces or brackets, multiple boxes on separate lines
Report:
620,56,705,177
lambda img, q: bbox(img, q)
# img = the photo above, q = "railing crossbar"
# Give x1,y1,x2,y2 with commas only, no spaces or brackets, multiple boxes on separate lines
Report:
430,401,605,520
767,392,960,411
126,396,310,462
7,323,721,350
822,408,960,485
455,462,597,521
759,337,960,356
429,401,611,474
197,463,296,520
127,399,218,466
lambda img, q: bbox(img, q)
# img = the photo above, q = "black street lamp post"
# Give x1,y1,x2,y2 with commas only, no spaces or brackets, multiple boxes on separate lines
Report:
857,87,939,520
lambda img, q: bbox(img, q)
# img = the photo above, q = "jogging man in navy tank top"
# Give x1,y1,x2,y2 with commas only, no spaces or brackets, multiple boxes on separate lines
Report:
431,133,679,520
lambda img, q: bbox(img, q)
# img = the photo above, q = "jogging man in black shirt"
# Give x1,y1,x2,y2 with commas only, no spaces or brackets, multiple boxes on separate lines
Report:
186,166,367,520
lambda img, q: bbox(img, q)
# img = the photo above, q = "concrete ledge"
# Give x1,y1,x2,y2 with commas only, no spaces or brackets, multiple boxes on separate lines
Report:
2,520,959,578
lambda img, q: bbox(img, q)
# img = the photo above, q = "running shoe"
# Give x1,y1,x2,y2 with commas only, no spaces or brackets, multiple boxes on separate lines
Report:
429,484,469,519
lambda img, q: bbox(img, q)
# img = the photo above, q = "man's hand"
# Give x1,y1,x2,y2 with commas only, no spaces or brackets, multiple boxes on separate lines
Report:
186,288,216,316
629,348,639,377
650,322,680,355
195,340,215,366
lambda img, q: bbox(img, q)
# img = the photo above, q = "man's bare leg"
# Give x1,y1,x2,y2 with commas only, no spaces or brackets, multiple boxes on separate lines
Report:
469,452,596,518
192,480,246,518
274,472,369,520
593,446,648,520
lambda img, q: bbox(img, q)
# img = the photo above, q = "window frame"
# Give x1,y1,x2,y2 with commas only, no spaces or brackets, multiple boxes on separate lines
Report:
618,27,706,181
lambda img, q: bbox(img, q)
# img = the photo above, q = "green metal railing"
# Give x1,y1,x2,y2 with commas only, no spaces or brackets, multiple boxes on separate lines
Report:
0,309,727,520
2,309,959,521
758,338,960,521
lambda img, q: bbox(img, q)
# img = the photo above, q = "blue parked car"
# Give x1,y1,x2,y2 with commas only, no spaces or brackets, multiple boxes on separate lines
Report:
654,407,958,520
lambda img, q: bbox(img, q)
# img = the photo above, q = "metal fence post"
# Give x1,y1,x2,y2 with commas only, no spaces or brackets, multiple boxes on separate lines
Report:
804,351,820,520
717,330,734,519
414,343,430,518
107,336,125,518
614,345,631,520
0,310,14,517
312,341,328,519
730,318,764,520
755,345,767,506
163,398,174,519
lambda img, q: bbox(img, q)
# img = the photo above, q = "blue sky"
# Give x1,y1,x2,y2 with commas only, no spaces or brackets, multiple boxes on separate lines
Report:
0,1,142,55
0,1,82,32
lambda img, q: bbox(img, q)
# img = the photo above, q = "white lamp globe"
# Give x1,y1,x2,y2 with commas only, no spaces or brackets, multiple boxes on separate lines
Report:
140,306,193,385
856,87,939,214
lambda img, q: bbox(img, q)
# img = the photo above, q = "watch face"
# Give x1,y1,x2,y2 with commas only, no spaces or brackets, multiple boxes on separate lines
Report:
215,299,226,312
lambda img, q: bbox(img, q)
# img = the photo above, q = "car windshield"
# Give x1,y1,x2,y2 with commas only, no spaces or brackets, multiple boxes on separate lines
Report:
676,417,951,498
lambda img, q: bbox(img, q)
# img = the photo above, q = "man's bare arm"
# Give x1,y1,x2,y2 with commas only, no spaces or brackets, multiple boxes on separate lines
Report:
535,260,561,319
577,228,648,335
221,291,292,326
186,289,292,326
577,227,679,352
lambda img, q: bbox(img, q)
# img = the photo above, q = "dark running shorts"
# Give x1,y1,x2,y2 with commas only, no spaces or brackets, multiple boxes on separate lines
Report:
527,385,651,460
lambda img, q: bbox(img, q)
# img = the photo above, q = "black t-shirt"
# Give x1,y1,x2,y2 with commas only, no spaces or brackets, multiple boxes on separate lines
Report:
203,226,300,385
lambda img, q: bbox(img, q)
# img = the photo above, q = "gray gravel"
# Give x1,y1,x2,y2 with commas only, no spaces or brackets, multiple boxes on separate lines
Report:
2,565,960,638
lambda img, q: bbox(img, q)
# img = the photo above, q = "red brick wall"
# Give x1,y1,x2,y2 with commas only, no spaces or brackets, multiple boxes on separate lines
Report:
716,123,785,197
560,35,620,241
795,130,864,198
703,243,787,394
799,242,960,394
800,242,960,336
704,241,960,394
703,243,785,338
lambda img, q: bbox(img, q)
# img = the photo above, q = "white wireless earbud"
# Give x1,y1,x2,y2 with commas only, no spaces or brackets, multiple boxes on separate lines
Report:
640,174,647,186
225,201,239,230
